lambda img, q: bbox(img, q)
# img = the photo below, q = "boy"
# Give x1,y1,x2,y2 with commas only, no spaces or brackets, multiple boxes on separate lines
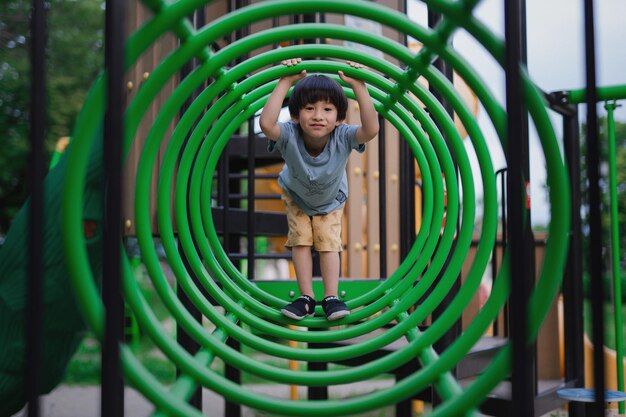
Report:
259,58,379,320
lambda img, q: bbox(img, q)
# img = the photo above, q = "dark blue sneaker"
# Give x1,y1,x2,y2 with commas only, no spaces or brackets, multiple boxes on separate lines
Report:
322,296,350,321
281,295,316,320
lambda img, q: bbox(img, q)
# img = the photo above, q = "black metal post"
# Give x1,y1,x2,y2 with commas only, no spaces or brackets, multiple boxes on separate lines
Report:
225,337,242,417
26,1,46,415
176,278,202,409
247,118,255,280
398,0,415,265
175,7,205,410
378,116,387,278
102,0,125,415
561,105,586,417
398,134,415,264
427,8,461,384
308,328,329,400
504,0,535,416
583,0,606,414
492,169,507,337
220,148,231,252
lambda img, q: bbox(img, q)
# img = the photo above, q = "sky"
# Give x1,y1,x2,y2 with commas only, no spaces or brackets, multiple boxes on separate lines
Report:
408,0,626,227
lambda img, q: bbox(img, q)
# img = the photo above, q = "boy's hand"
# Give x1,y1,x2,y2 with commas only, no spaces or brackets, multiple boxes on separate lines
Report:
339,61,379,144
280,58,307,84
338,61,366,87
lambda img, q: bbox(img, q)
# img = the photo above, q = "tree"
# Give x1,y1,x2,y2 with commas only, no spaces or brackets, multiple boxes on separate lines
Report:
580,113,626,277
0,0,103,234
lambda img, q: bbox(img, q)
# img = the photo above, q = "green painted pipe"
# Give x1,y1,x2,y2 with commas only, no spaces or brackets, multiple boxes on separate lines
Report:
119,19,480,410
568,84,626,104
129,22,472,348
56,0,572,415
606,101,625,414
124,20,488,412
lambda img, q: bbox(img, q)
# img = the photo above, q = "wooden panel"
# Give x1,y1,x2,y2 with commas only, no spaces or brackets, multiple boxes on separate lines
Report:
384,119,400,275
366,133,381,278
534,233,562,380
346,99,365,278
122,1,179,236
122,0,149,236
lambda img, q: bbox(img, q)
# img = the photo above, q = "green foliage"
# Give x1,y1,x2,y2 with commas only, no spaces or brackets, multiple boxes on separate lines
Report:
582,270,626,303
0,0,103,233
580,115,626,271
583,299,626,355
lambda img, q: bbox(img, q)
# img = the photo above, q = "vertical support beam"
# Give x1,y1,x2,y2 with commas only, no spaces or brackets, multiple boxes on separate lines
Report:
492,169,507,337
398,134,415,262
102,0,125,415
378,117,388,278
583,0,606,414
398,0,414,265
308,328,328,400
247,119,256,280
225,337,242,417
395,366,413,417
175,7,204,410
562,105,586,417
346,102,364,277
504,0,535,416
606,102,625,414
427,9,461,386
26,1,46,415
366,121,381,277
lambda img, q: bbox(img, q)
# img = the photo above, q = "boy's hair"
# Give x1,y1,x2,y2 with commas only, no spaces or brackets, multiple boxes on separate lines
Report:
288,74,348,121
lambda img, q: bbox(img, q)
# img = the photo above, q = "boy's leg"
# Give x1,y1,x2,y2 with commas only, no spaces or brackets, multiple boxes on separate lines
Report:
319,251,340,298
282,246,316,320
292,245,314,297
312,211,349,320
280,194,317,320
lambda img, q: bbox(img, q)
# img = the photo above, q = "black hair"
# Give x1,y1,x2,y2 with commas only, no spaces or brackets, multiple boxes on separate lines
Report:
288,74,348,121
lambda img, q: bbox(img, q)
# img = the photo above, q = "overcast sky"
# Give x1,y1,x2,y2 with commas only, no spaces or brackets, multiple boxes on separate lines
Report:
409,0,626,226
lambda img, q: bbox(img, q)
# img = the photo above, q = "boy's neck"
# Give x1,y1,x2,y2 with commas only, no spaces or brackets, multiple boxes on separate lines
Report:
302,134,329,157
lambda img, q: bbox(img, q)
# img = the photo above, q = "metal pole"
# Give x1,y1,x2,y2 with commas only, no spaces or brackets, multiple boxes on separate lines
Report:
562,105,586,417
247,119,255,280
583,0,606,414
175,7,204,410
504,0,534,415
378,116,387,278
102,0,125,415
605,101,624,414
428,7,461,384
26,1,46,415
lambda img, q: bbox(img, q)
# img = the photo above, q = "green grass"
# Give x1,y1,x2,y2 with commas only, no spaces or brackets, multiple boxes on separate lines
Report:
253,407,397,417
583,300,626,355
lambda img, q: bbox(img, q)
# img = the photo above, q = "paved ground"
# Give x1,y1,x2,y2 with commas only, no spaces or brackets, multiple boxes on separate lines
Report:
11,380,397,417
11,382,624,417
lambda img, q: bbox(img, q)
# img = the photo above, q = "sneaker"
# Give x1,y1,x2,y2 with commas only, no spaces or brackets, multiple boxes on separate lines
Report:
322,296,350,321
281,295,316,320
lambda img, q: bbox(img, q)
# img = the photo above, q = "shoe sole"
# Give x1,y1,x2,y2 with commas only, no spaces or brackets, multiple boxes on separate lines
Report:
326,310,350,321
281,309,315,320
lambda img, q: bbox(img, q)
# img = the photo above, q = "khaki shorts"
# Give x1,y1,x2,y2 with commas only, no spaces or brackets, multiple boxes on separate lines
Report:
282,193,343,252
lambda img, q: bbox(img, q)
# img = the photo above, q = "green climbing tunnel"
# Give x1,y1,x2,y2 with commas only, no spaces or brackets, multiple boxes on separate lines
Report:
3,0,576,416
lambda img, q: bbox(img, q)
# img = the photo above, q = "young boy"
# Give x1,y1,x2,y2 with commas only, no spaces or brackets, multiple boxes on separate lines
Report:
259,58,379,321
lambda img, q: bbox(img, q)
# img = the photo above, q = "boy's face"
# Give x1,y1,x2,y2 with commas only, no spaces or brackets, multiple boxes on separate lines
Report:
294,100,342,141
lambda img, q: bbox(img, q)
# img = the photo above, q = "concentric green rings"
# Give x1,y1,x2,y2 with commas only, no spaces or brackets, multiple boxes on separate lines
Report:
61,0,571,416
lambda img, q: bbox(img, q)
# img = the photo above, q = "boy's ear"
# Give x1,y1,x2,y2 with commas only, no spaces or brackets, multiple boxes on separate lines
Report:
291,115,300,124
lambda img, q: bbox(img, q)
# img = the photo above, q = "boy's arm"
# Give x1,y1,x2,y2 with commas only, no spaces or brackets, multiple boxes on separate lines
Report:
259,59,306,141
339,63,379,144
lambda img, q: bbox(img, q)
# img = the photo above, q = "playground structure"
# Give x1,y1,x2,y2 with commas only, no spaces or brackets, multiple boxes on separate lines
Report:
0,0,625,416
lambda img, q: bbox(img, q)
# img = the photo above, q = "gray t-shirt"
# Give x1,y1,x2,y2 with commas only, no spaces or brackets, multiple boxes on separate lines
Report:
268,120,365,215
